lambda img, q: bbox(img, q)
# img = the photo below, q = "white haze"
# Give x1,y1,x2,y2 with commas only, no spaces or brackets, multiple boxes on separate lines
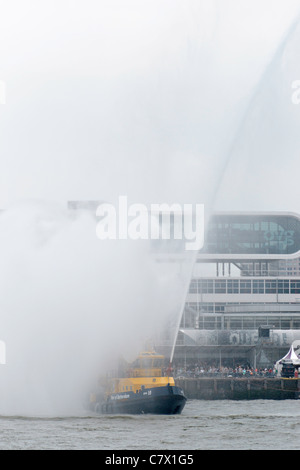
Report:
214,9,300,212
0,0,300,415
0,200,186,415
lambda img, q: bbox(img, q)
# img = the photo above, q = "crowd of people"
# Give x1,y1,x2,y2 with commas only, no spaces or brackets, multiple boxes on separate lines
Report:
172,363,276,378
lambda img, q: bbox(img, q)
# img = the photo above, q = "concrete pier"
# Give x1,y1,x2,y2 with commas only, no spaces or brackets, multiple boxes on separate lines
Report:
175,377,300,400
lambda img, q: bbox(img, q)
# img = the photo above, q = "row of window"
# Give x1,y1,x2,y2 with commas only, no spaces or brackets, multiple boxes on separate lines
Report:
202,215,300,255
189,279,300,295
185,301,300,314
181,312,300,330
186,302,226,313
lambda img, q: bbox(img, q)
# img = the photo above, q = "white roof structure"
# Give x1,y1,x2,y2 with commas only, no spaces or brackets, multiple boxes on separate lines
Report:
277,345,300,365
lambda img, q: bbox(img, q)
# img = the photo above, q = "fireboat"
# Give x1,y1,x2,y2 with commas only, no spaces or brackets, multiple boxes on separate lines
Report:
88,350,186,415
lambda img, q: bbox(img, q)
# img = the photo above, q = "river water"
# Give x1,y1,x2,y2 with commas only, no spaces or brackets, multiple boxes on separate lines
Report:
0,399,299,450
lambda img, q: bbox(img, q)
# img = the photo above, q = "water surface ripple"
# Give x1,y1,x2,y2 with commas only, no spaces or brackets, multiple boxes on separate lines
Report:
0,400,298,450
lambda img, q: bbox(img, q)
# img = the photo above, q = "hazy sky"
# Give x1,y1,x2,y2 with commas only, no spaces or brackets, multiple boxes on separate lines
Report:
0,0,300,211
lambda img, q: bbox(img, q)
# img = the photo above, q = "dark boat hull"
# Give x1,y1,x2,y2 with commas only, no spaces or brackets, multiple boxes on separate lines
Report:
97,385,186,415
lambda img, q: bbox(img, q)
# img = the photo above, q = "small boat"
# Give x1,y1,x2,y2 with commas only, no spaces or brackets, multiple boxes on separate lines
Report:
89,350,186,415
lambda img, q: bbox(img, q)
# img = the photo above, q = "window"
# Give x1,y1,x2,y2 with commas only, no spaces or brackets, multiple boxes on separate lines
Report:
253,280,264,294
215,280,226,293
277,280,289,294
201,303,214,313
140,358,152,369
240,280,251,294
153,358,163,368
227,280,239,293
267,317,280,329
199,280,214,293
201,214,300,255
229,316,243,329
292,318,300,329
188,302,198,311
242,317,255,329
291,281,300,294
281,317,292,329
265,281,277,294
255,316,270,328
203,317,216,329
215,304,225,313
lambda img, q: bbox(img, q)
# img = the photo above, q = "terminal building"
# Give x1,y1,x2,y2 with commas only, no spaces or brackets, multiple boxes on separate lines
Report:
68,203,300,370
174,212,300,369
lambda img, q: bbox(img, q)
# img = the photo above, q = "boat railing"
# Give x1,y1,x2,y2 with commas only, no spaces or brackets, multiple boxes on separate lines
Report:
130,367,163,378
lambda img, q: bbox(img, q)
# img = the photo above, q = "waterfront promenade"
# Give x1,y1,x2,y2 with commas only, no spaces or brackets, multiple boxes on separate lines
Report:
175,376,300,400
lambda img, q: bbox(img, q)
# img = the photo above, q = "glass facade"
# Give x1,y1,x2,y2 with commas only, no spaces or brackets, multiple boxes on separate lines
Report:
201,214,300,255
189,278,300,295
174,213,300,366
181,311,300,330
184,277,300,331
